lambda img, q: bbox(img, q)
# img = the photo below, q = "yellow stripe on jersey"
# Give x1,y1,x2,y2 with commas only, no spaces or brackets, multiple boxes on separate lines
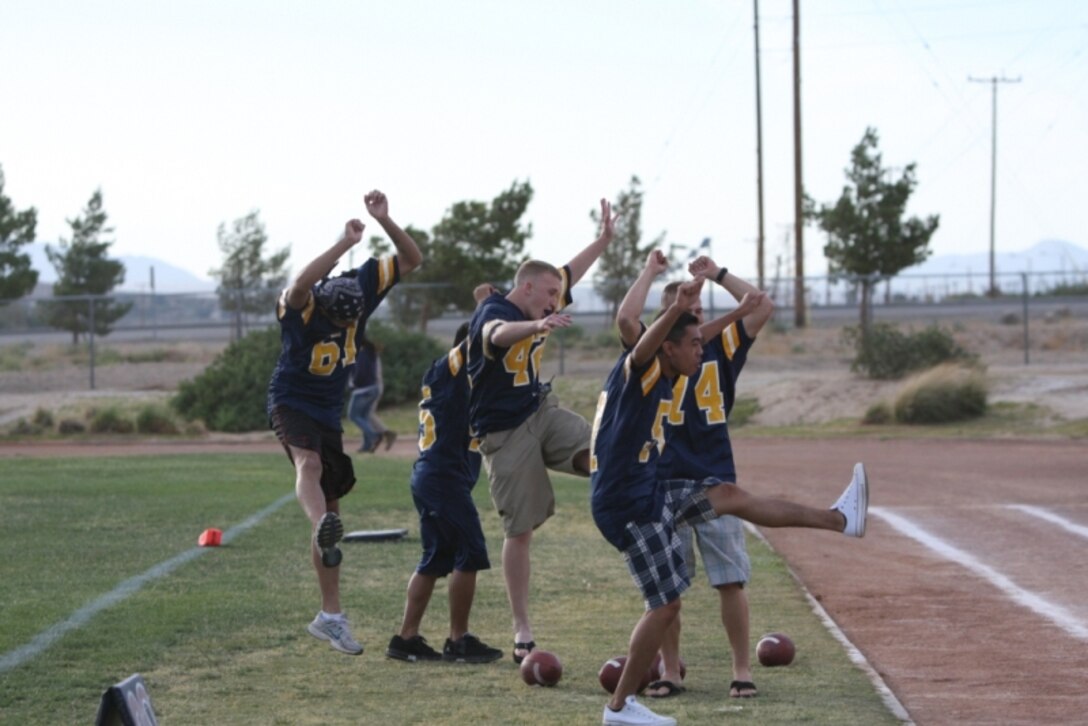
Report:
482,319,503,360
377,255,396,295
447,344,465,376
639,358,662,396
721,322,740,360
277,289,317,324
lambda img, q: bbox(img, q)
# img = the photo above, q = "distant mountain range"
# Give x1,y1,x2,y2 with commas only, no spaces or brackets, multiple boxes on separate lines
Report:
23,242,215,294
17,238,1086,299
902,239,1087,278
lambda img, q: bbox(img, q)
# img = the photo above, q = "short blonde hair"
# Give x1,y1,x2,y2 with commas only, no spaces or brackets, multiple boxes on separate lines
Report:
659,281,681,309
515,260,562,287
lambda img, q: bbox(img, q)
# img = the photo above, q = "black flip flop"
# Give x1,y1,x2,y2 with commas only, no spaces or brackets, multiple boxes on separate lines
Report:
647,680,686,698
512,640,536,664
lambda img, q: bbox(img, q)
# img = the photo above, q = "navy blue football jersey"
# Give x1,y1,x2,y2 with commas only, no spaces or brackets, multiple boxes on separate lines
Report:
657,320,753,482
466,266,573,436
589,350,675,550
411,340,482,498
267,256,399,429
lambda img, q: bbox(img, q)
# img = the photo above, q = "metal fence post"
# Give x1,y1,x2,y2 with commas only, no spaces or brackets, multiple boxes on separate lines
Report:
88,296,96,390
1021,272,1029,366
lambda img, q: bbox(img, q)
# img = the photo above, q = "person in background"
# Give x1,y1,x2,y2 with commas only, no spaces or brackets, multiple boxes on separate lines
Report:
348,333,396,453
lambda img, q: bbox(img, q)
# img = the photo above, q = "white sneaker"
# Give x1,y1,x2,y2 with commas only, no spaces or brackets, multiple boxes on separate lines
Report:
831,462,868,537
308,614,364,655
602,695,676,726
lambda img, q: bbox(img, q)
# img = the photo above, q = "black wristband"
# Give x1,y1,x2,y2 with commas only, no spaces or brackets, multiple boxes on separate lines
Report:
715,267,728,283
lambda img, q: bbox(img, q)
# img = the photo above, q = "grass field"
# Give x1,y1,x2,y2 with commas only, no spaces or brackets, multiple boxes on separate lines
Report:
0,454,899,725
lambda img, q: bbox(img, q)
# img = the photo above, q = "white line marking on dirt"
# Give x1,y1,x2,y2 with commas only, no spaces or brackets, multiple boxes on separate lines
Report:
1006,504,1088,541
871,507,1088,640
744,523,914,724
0,493,294,674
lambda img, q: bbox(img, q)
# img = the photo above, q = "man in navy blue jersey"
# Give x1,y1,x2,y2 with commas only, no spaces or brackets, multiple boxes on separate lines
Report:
267,190,422,656
386,285,503,665
591,251,867,726
649,256,774,700
467,198,618,663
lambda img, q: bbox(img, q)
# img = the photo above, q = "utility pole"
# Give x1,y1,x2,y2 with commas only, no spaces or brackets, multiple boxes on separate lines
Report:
968,74,1021,297
791,0,806,326
753,0,766,290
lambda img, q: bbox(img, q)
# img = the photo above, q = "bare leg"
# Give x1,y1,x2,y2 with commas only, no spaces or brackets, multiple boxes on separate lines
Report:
647,613,684,695
718,584,755,696
448,570,477,641
608,599,681,711
291,446,341,614
706,484,845,531
398,571,437,638
503,533,533,644
503,531,534,654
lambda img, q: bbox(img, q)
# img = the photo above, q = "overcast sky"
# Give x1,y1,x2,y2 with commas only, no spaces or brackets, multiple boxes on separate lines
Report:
2,0,1084,288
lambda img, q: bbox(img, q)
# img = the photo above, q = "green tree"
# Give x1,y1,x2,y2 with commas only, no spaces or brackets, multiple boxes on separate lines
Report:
807,127,939,333
591,176,666,320
209,210,290,341
44,189,132,343
0,165,40,302
370,181,532,331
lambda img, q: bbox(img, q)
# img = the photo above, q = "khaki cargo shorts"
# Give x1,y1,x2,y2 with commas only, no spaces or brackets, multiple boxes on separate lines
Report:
479,394,591,537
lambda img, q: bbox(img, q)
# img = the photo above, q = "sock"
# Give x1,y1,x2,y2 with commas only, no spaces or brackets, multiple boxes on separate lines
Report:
320,610,344,622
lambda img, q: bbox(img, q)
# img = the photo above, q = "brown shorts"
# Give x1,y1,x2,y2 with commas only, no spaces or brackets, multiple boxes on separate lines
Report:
269,405,356,501
479,395,591,537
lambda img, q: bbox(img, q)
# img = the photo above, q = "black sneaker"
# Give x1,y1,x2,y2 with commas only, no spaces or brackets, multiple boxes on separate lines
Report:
386,634,442,662
314,512,343,568
442,633,503,664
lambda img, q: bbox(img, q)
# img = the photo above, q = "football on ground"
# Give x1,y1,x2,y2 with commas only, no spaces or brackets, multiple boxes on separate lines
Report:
757,632,796,667
520,649,563,687
597,655,653,694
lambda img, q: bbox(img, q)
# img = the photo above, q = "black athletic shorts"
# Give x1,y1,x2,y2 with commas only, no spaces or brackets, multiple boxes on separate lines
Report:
269,405,356,501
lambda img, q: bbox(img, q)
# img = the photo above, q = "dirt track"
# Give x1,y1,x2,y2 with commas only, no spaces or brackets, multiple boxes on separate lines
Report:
4,434,1086,725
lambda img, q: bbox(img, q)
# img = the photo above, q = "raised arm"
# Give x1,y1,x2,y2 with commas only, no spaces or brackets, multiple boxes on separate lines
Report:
699,291,766,340
565,198,620,285
631,278,703,368
284,219,364,309
365,190,423,276
689,255,775,336
616,249,668,349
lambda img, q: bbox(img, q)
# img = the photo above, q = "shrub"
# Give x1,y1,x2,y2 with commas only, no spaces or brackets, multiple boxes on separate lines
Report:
729,397,760,427
367,321,447,407
172,325,281,432
89,407,135,434
892,364,988,424
862,402,893,425
136,405,180,435
172,322,445,432
58,419,86,435
846,323,975,380
8,418,40,436
32,408,54,429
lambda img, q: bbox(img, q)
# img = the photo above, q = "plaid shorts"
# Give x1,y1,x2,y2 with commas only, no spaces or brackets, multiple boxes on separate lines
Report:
622,478,719,610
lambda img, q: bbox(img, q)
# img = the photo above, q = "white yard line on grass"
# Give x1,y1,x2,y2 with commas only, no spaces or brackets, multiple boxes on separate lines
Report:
744,523,915,724
871,507,1088,641
0,493,294,674
1005,504,1088,541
